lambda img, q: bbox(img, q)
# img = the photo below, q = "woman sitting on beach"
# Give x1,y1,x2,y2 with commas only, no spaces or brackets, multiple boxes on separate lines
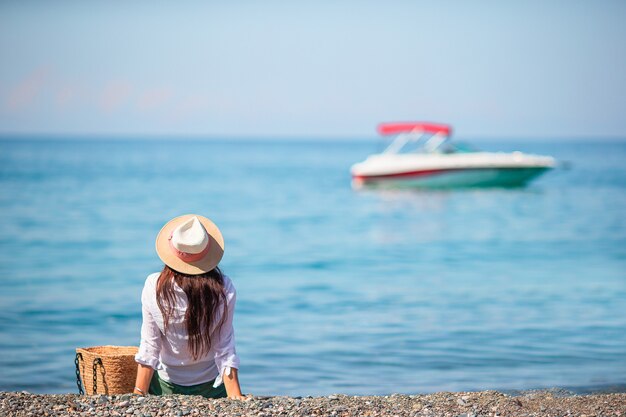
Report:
133,214,244,399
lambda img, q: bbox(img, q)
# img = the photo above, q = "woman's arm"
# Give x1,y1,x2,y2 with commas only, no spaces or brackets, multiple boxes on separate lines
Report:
134,275,163,395
214,278,244,399
223,367,244,399
133,364,154,395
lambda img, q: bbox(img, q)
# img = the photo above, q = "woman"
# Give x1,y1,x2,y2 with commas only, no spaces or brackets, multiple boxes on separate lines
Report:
133,214,244,399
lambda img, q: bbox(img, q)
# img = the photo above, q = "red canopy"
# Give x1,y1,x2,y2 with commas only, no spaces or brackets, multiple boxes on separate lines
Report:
377,122,452,136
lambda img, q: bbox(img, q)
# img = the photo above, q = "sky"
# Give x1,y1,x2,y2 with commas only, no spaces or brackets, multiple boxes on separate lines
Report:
0,1,625,139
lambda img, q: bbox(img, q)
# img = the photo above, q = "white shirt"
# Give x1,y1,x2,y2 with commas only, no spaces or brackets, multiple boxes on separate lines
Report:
135,272,240,387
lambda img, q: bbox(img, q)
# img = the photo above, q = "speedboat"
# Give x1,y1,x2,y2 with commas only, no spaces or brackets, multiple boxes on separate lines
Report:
351,122,556,189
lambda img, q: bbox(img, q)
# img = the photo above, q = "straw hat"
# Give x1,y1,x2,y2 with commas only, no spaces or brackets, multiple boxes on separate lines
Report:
155,214,224,275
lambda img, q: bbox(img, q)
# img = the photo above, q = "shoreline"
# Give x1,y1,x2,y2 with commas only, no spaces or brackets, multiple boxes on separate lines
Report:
2,390,625,417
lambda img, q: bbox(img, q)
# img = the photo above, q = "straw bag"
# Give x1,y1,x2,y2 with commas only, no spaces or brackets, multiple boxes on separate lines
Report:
75,346,139,395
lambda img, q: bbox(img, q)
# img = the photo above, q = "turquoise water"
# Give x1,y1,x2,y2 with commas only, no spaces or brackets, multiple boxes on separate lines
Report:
0,138,625,396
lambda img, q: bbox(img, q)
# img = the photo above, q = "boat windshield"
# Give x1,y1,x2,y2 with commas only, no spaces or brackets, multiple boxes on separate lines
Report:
383,132,451,154
382,133,478,155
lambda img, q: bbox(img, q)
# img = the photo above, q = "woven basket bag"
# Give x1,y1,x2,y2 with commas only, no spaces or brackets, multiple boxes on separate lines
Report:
75,346,139,395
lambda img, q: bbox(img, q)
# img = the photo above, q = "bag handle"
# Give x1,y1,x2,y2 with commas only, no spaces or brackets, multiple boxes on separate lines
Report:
74,352,84,395
92,357,107,395
74,352,109,395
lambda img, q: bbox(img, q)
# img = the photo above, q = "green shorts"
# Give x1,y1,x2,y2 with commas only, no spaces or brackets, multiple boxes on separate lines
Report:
149,371,227,398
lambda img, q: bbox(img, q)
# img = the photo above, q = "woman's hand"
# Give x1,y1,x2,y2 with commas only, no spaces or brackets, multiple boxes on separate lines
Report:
133,364,154,396
223,367,244,399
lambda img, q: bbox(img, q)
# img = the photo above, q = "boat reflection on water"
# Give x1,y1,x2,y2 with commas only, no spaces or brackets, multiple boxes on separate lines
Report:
351,122,556,190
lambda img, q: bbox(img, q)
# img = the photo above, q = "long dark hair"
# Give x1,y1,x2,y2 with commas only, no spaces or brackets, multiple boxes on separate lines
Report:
156,265,228,360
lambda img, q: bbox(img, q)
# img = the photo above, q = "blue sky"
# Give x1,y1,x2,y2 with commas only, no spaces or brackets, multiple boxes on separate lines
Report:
1,1,625,139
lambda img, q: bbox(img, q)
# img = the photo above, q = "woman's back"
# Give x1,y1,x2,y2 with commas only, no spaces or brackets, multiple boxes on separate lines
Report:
137,272,238,386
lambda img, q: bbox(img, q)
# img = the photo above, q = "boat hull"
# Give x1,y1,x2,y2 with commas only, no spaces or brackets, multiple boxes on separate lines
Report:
351,151,556,189
352,166,552,189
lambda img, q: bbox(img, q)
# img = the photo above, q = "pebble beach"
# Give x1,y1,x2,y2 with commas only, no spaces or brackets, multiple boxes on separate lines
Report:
2,390,624,417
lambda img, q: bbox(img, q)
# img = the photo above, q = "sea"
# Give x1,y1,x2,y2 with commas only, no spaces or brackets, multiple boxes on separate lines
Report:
0,137,625,396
